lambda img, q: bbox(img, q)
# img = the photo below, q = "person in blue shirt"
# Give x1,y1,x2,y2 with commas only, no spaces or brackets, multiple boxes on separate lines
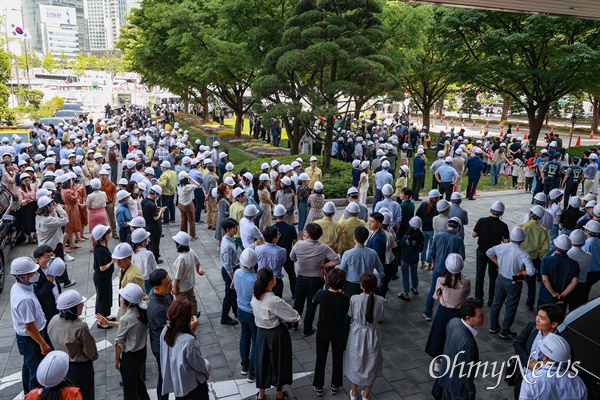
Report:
411,149,427,201
231,248,259,383
435,157,459,201
116,190,133,242
582,219,600,302
532,151,549,198
538,235,579,313
374,184,402,232
341,225,384,297
465,149,485,200
351,160,361,188
373,161,393,211
423,217,465,321
561,157,582,208
255,226,287,298
541,153,563,195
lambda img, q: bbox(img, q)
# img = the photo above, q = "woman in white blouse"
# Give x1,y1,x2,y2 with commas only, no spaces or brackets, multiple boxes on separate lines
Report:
251,268,300,400
131,228,158,294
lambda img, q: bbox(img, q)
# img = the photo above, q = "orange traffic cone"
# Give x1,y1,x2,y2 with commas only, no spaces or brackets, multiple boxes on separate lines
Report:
450,118,454,125
524,130,529,141
440,117,444,123
516,124,520,132
486,121,490,128
461,120,465,128
474,190,479,197
472,120,476,127
576,136,581,146
591,130,595,140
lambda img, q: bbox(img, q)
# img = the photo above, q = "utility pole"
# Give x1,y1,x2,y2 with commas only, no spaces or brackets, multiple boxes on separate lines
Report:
11,7,31,90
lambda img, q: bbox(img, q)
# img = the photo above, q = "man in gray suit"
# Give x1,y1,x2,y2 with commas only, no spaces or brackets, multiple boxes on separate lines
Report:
434,298,484,400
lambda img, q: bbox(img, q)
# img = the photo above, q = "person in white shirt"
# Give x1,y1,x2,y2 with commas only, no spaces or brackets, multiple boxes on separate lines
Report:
240,205,265,250
131,228,158,294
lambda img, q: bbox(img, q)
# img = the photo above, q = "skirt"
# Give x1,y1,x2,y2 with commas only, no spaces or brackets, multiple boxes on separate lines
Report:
21,201,38,235
88,207,108,234
255,324,293,390
259,203,272,232
424,305,462,358
68,360,94,400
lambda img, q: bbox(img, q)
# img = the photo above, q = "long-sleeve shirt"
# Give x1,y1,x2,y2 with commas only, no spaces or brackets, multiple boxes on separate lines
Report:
339,217,366,252
157,169,177,196
486,242,535,279
519,220,550,260
339,245,384,283
582,237,600,273
115,307,148,353
433,277,471,309
220,235,239,274
240,217,264,249
116,203,132,228
36,207,69,250
429,230,466,274
314,217,344,253
255,243,287,278
250,291,300,329
290,239,340,278
47,315,98,363
18,185,36,207
160,330,209,397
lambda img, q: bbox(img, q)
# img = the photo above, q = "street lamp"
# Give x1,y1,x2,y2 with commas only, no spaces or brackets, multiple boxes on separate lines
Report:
568,113,577,149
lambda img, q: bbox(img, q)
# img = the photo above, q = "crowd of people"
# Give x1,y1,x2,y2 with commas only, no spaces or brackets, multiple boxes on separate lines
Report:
6,107,597,400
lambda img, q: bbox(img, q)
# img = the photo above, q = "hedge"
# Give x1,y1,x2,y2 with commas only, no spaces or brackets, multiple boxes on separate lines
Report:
235,155,369,199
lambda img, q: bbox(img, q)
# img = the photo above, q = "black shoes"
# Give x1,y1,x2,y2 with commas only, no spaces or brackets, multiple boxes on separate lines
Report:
221,318,238,325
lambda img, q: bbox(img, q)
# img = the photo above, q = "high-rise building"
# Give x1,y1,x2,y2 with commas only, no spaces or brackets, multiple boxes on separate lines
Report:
39,4,79,57
84,0,121,54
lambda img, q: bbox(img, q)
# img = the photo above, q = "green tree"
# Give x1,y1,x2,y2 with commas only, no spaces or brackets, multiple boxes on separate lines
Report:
257,0,390,173
26,89,44,108
441,10,600,145
42,53,58,73
0,48,16,124
58,52,69,71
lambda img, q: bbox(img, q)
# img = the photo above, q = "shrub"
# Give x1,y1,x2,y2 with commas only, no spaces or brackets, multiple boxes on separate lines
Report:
236,155,364,199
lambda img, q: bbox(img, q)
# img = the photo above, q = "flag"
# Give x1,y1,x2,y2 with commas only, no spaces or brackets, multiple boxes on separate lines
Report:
11,24,29,39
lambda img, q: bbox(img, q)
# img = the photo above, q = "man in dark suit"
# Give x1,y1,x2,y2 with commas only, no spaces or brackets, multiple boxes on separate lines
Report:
511,304,564,398
435,298,484,400
366,212,387,268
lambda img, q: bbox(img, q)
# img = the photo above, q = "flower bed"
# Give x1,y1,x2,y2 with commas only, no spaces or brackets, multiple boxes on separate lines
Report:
244,146,290,157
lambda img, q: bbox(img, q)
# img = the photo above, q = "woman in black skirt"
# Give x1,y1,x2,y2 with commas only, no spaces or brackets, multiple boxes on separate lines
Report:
91,224,115,328
251,268,301,400
424,253,471,372
17,172,38,244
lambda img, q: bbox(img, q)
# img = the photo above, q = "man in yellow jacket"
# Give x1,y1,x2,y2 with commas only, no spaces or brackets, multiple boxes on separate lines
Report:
315,201,343,254
157,160,177,224
306,156,322,189
339,202,366,253
519,205,550,311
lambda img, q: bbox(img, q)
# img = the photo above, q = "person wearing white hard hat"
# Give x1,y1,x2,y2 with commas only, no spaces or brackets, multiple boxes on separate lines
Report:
158,159,177,225
340,225,384,298
201,162,218,229
230,187,248,249
541,152,563,195
519,333,587,400
560,196,584,237
374,183,402,231
25,350,83,400
582,152,598,196
432,199,451,235
544,188,564,256
255,226,287,299
17,172,38,244
341,187,369,223
538,234,579,313
471,201,509,306
582,216,600,303
425,253,471,372
9,256,51,393
214,182,233,248
171,231,204,315
177,171,201,240
434,156,459,201
305,180,325,225
428,150,446,192
116,189,133,242
394,164,409,200
30,246,65,322
305,156,322,189
256,173,274,232
47,290,97,400
339,202,367,253
561,156,583,208
314,201,343,254
397,216,424,301
86,178,108,241
89,224,116,326
373,159,392,211
142,185,166,264
487,226,536,339
131,228,158,294
357,160,370,205
415,190,441,270
520,205,551,312
111,242,146,317
566,229,591,310
98,282,150,400
220,218,240,325
240,204,265,250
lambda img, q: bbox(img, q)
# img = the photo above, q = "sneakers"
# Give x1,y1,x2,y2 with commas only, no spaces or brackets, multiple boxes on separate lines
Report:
500,331,517,339
63,280,76,288
421,312,432,322
64,254,75,262
489,328,500,334
247,375,256,383
302,329,316,337
349,390,357,400
240,368,248,376
313,386,324,397
330,384,338,395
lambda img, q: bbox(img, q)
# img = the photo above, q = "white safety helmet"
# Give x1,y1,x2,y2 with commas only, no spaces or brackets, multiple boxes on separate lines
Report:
129,216,146,228
323,201,336,214
232,187,245,199
584,219,600,234
273,204,287,217
91,225,110,241
90,178,101,190
569,229,587,246
538,333,571,363
530,205,545,219
533,192,547,204
314,181,324,191
259,173,270,182
409,216,422,229
112,243,134,259
131,228,151,244
116,190,130,202
509,226,527,242
299,173,310,181
428,189,441,199
46,257,65,278
553,234,571,253
436,199,450,212
10,257,38,275
445,253,464,275
382,184,394,196
36,351,70,388
490,201,505,214
240,248,258,268
56,290,86,311
568,196,581,208
450,192,462,202
119,282,145,306
381,160,390,169
549,188,563,201
346,202,360,214
172,231,190,246
244,204,259,217
281,176,291,186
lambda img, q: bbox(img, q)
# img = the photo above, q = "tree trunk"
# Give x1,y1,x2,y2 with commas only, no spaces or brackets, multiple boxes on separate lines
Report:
437,98,444,117
501,95,512,121
284,118,301,155
592,97,600,133
200,88,209,123
422,104,431,131
233,110,243,137
322,115,334,176
184,100,189,115
354,99,367,119
526,103,550,147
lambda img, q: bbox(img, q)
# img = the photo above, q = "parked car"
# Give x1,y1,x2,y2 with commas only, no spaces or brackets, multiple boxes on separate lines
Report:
0,187,25,293
15,123,34,130
61,103,89,117
54,110,78,121
38,117,66,127
558,296,600,398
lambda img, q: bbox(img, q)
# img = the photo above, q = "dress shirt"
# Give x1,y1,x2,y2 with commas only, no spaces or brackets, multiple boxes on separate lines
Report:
583,237,600,273
519,365,587,400
160,329,209,397
255,243,287,278
436,165,459,182
429,230,465,274
132,248,158,280
461,319,478,337
177,184,197,206
567,246,592,283
115,307,148,353
486,242,535,279
240,217,265,249
339,245,384,283
519,220,550,260
47,315,98,363
229,202,245,238
220,235,239,274
314,217,344,253
374,169,393,190
250,291,301,329
36,207,69,250
290,239,340,277
10,282,47,336
173,250,200,292
374,198,402,226
232,268,257,313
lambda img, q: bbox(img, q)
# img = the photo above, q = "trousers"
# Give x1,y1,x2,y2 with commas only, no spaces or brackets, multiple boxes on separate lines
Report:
490,276,522,334
16,329,51,393
474,249,498,304
293,276,324,335
178,202,196,237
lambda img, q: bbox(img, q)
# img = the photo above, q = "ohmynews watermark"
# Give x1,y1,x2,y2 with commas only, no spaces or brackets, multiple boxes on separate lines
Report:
429,351,582,390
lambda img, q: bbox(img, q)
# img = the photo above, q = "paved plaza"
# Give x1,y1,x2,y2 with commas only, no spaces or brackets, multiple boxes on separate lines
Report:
0,188,597,400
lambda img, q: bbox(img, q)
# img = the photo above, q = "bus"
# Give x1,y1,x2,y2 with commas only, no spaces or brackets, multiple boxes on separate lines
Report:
32,73,79,84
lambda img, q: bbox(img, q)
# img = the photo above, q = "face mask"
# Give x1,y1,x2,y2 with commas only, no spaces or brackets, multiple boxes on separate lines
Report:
27,272,40,284
133,189,139,194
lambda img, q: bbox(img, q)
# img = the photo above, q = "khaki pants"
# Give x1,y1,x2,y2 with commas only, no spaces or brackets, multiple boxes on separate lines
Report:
584,178,595,196
178,202,196,237
175,288,197,315
206,197,218,229
455,174,463,193
105,203,117,233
